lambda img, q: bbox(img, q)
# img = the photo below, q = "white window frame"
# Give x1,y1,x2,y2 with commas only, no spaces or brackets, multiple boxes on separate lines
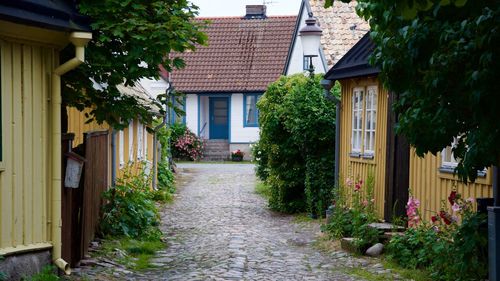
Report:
441,137,460,168
128,120,134,163
351,88,364,154
363,86,377,155
143,125,148,159
137,122,144,160
118,129,124,168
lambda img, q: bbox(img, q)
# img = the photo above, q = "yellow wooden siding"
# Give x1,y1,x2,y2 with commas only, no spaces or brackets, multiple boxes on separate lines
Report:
67,109,155,185
0,40,54,251
410,150,493,220
339,78,389,218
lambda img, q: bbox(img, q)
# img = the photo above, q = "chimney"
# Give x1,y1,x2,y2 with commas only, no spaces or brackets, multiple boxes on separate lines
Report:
244,5,267,19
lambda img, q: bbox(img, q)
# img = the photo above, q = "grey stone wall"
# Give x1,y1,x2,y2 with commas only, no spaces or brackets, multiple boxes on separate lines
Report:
0,250,52,281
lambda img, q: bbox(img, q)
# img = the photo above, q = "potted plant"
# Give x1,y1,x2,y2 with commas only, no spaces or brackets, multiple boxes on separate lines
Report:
231,149,244,162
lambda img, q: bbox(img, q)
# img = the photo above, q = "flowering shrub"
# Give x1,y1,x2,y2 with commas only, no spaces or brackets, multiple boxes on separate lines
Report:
231,149,244,157
387,190,488,281
323,171,379,251
171,124,204,161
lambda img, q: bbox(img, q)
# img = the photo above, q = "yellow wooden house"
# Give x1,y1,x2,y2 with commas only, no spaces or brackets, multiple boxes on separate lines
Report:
322,33,493,221
0,1,92,278
67,83,159,186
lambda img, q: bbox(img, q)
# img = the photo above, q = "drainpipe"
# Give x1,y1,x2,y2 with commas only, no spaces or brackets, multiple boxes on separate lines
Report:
111,130,117,186
321,79,339,185
52,31,92,275
489,165,500,281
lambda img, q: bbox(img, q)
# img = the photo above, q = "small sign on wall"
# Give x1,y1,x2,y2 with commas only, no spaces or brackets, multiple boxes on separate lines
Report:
65,152,85,188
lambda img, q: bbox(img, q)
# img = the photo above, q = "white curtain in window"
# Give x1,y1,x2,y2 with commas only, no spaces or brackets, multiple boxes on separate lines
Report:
137,122,144,160
119,129,124,168
364,86,377,154
246,95,257,125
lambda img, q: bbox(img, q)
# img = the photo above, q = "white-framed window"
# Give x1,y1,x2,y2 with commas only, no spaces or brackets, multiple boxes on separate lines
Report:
351,88,364,153
137,122,144,160
351,86,378,157
118,130,124,168
143,125,148,159
441,137,459,168
128,120,134,163
364,86,377,154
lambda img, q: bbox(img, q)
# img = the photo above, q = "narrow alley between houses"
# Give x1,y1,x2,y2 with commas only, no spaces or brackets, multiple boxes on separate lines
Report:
69,163,400,281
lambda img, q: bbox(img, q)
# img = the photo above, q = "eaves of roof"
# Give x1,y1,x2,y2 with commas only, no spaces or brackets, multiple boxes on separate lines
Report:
0,0,91,32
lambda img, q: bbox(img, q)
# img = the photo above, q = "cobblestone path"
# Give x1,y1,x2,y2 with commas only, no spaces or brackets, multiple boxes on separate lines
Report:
70,163,402,281
152,163,360,281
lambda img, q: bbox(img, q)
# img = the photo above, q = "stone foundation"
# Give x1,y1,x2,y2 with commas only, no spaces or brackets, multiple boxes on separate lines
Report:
0,250,52,281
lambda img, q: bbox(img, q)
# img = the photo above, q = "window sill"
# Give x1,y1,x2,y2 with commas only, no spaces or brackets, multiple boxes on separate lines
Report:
243,124,259,128
362,153,374,160
439,166,487,178
349,152,361,158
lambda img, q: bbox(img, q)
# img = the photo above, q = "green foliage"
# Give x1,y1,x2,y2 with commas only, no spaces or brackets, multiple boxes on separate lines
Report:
100,164,161,239
323,171,379,250
63,0,207,129
251,141,269,181
255,182,272,200
153,118,176,200
257,74,337,215
387,213,488,280
170,123,205,161
328,0,500,181
25,266,59,281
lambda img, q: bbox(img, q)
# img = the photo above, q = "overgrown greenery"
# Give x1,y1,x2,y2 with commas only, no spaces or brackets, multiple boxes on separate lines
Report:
255,74,337,216
93,237,164,271
327,0,500,181
387,191,488,280
24,266,59,281
154,119,176,200
63,0,207,129
100,163,161,239
170,123,205,161
323,171,379,251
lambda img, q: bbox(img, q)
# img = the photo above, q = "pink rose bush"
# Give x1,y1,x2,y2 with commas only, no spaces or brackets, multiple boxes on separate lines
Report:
172,127,205,161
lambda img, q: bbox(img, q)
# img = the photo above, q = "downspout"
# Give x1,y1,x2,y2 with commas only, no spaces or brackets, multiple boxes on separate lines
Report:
321,79,339,185
111,130,117,186
52,32,92,274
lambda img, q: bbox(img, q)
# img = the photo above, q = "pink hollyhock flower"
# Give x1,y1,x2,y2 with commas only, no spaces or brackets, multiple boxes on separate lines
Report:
452,203,461,212
466,197,475,204
345,178,353,187
362,200,368,207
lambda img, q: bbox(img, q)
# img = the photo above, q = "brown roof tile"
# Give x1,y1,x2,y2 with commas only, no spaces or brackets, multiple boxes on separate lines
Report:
171,16,297,93
309,0,369,68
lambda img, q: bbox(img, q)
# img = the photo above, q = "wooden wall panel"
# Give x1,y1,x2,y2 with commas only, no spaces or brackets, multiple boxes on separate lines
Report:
410,150,493,220
339,78,389,218
0,40,53,253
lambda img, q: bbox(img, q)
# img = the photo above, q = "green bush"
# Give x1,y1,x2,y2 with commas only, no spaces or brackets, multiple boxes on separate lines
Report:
100,164,161,239
170,123,204,161
251,140,269,181
387,190,488,281
257,74,337,215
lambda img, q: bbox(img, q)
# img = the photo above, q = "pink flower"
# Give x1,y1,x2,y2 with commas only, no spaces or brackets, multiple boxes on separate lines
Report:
452,203,461,212
466,197,475,204
345,178,353,187
362,200,368,207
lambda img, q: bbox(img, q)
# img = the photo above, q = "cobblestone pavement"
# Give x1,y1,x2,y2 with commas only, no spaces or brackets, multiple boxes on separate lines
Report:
69,163,403,281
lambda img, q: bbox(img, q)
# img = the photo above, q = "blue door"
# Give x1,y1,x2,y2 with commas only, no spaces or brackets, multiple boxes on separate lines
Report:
209,97,229,139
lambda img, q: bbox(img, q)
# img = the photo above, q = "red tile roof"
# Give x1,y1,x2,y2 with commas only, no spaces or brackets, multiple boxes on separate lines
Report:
171,16,298,93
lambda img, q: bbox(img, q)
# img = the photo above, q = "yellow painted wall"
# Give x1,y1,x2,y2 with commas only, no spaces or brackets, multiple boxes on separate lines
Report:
410,151,493,220
0,39,55,253
339,77,493,221
67,108,156,185
339,78,388,218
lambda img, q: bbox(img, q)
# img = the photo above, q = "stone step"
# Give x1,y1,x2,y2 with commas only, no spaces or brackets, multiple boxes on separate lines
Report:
367,222,405,232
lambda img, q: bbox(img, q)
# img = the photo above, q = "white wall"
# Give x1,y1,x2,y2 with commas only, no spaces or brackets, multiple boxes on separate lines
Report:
286,4,327,75
231,94,259,143
185,94,198,134
139,77,169,99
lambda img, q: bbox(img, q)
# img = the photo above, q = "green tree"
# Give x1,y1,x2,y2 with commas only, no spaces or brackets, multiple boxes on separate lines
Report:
63,0,207,129
326,0,500,182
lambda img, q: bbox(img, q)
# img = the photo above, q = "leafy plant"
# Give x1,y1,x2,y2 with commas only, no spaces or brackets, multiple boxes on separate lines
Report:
100,163,161,239
170,124,205,161
257,74,337,214
25,266,59,281
63,0,207,130
387,191,488,280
